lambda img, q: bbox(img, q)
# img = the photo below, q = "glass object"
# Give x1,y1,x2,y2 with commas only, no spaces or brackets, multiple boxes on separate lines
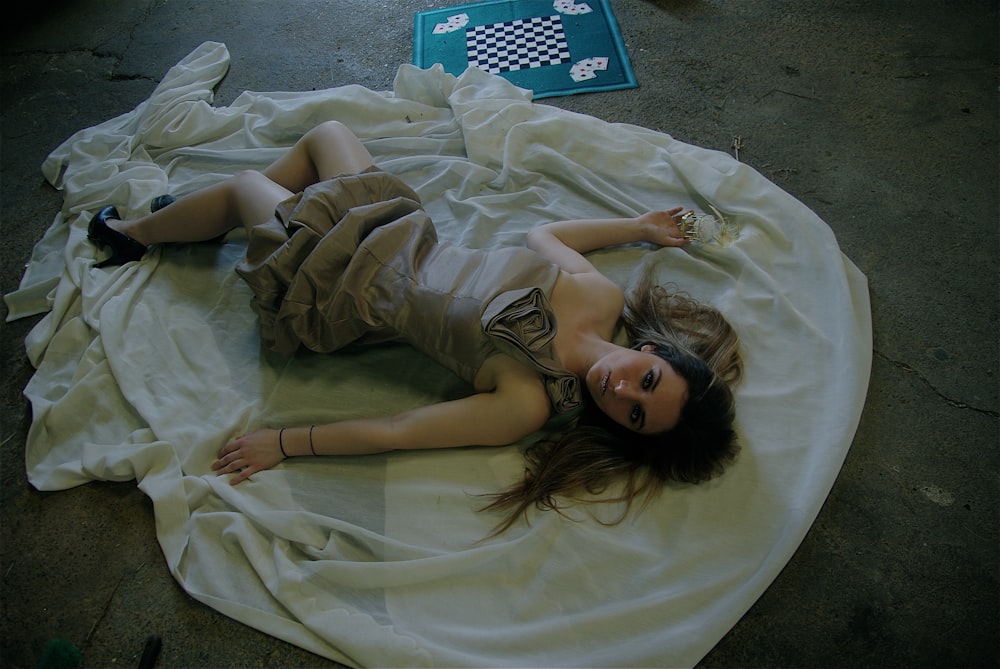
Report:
680,207,741,247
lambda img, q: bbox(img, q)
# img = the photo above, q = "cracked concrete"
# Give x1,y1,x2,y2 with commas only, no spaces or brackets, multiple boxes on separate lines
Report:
874,351,1000,418
2,0,997,667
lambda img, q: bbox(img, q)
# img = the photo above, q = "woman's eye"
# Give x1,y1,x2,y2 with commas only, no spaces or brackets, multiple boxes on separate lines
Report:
631,404,642,423
642,371,654,389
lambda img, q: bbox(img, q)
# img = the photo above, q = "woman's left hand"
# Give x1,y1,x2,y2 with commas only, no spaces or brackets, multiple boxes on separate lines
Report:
212,428,286,485
638,207,691,247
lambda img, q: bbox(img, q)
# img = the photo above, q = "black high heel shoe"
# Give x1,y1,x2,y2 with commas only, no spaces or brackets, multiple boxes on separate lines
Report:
87,205,148,268
150,194,175,212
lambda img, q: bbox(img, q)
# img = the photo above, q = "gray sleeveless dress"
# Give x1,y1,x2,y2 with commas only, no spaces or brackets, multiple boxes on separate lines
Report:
235,169,583,418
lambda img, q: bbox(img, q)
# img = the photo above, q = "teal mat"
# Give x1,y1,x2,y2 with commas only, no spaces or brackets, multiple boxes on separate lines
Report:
414,0,637,98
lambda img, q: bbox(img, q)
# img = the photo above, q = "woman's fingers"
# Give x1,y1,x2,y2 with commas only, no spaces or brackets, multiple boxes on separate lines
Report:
640,208,693,246
211,437,250,480
211,442,237,471
212,430,281,484
228,464,258,486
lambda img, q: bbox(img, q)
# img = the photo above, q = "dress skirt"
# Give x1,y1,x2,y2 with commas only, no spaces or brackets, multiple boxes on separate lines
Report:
235,168,582,415
236,168,430,356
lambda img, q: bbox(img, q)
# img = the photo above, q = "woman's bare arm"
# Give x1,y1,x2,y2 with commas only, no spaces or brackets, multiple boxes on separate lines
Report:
526,207,690,274
213,364,551,485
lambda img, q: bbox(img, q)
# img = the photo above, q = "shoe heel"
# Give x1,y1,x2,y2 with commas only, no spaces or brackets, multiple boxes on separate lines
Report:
88,205,147,267
150,194,176,212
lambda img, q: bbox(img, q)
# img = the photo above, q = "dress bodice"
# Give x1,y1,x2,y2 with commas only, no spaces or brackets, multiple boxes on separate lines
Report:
236,170,584,418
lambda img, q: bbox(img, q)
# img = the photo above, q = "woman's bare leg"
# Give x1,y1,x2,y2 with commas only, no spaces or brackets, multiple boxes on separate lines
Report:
104,120,372,246
261,120,375,191
107,171,292,246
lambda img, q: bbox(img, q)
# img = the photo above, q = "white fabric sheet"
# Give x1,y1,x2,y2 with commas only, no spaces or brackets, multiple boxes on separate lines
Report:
6,42,872,668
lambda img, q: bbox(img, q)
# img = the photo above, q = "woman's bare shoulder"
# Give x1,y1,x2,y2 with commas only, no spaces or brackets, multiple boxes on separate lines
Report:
551,270,625,319
474,353,552,426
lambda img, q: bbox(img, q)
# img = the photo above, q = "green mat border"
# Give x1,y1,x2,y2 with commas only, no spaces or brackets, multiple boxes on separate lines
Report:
413,0,637,99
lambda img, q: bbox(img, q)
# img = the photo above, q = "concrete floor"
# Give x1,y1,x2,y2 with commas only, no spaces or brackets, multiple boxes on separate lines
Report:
2,0,996,667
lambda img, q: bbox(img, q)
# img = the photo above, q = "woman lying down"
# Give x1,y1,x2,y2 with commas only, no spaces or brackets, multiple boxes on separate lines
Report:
86,120,743,533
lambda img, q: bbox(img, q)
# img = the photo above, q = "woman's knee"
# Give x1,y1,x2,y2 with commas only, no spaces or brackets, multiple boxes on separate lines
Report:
303,122,373,178
311,120,351,139
230,169,272,193
229,170,292,228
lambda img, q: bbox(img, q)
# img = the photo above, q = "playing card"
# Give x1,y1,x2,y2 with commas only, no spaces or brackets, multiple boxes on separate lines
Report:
570,56,608,82
554,0,592,15
433,13,469,34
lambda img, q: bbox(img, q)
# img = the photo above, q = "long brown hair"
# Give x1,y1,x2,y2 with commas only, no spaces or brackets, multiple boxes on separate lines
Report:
482,266,743,534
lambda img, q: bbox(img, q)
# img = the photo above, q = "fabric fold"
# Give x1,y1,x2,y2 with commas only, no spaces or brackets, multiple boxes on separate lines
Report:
6,42,871,668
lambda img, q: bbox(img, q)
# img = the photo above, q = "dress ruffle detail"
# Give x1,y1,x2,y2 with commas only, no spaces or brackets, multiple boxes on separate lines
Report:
482,287,582,416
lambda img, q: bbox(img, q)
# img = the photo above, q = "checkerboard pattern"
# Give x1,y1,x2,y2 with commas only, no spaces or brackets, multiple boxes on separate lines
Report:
466,15,571,74
414,0,638,98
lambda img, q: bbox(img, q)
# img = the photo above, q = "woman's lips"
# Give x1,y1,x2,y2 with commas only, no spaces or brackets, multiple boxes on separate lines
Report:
600,371,610,395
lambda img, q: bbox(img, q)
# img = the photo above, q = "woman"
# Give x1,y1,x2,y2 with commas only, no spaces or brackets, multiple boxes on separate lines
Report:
88,120,742,530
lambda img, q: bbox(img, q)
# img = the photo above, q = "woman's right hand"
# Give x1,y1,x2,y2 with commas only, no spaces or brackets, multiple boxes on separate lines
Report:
212,428,286,485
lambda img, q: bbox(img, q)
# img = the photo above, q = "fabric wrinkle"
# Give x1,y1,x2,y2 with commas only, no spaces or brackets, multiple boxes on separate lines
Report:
235,169,582,415
9,44,873,667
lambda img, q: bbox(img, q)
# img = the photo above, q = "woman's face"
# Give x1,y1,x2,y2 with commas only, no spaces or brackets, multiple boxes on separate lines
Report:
586,345,689,434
